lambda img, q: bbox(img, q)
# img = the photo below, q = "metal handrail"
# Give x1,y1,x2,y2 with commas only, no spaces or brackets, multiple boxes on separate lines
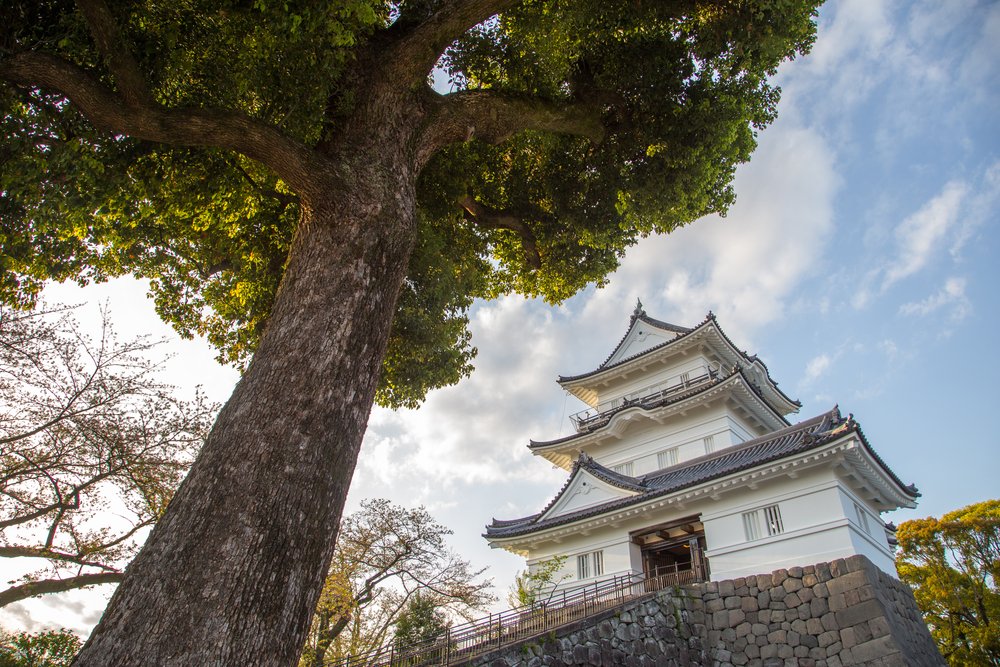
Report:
328,568,702,667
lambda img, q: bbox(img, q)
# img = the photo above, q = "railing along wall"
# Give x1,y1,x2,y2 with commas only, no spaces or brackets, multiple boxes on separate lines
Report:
330,568,701,667
569,364,721,431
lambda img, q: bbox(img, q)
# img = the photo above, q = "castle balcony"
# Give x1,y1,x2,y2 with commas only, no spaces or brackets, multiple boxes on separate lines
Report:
569,363,722,432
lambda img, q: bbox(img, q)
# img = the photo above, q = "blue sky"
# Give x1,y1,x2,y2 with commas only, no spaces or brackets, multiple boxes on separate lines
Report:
3,0,998,637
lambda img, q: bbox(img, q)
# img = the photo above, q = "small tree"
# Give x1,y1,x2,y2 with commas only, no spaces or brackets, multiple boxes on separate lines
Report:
300,499,493,666
0,305,215,607
507,555,569,607
393,592,449,647
0,629,82,667
896,499,1000,666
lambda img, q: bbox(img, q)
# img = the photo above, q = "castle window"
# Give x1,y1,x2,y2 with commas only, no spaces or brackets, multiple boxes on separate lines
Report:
704,434,716,454
577,550,604,579
764,504,784,535
743,504,783,541
611,462,634,476
854,503,871,534
657,448,678,469
576,554,589,579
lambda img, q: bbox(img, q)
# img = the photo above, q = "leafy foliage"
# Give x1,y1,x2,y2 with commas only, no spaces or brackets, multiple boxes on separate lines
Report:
507,555,569,607
300,499,493,667
0,629,81,667
393,592,449,648
0,304,215,607
896,500,1000,666
1,0,821,409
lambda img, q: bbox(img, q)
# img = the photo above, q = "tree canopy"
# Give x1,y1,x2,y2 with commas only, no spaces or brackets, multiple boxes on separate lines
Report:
0,0,822,662
2,0,818,408
896,499,1000,666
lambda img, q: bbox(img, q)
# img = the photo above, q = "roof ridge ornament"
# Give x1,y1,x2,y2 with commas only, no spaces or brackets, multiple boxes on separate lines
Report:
631,298,645,322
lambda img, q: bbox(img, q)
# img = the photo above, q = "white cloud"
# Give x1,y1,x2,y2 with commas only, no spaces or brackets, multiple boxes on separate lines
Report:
882,181,968,289
899,276,971,321
599,122,839,346
803,354,832,384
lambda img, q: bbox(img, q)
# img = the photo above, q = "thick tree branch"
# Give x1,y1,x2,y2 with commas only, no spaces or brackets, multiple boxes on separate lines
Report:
385,0,521,85
458,195,541,269
75,0,153,107
0,52,323,197
418,89,604,166
0,572,123,608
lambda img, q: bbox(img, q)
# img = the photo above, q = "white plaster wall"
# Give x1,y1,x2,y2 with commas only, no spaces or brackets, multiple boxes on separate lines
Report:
598,354,715,407
699,468,899,579
512,461,902,595
835,486,897,576
707,522,865,580
525,526,639,595
585,408,734,472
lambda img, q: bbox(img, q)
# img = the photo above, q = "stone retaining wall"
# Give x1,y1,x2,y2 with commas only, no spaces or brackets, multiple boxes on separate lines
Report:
460,555,942,667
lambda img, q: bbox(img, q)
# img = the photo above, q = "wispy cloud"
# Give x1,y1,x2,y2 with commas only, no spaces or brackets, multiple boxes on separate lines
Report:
882,182,968,289
803,354,832,384
899,276,971,321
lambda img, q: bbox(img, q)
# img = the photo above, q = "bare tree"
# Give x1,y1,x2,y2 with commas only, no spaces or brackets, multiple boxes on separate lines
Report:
0,305,215,608
301,499,494,666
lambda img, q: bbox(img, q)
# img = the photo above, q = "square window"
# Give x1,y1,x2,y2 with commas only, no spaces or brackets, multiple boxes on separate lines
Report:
744,504,783,541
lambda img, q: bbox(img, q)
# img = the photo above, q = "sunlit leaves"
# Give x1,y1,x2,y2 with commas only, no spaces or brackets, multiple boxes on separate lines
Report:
897,500,1000,666
1,0,821,408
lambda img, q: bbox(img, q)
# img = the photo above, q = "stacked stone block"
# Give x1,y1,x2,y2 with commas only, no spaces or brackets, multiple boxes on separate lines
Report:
694,555,942,666
461,556,942,667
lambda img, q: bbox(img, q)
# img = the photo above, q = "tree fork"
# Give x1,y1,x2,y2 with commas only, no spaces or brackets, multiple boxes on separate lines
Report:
74,161,420,665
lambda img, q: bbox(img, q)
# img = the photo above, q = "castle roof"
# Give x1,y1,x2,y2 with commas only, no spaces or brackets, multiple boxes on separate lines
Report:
486,407,918,541
557,309,800,414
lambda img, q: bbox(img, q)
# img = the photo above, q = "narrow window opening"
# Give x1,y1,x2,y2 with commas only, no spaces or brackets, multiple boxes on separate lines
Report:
657,448,678,469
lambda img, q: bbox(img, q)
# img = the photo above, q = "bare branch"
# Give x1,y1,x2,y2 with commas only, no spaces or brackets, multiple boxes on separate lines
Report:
458,195,541,269
0,546,118,571
0,52,324,197
0,572,123,608
418,89,604,166
74,0,153,107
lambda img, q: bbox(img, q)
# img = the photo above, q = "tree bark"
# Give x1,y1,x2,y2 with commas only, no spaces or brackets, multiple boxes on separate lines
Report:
74,139,420,664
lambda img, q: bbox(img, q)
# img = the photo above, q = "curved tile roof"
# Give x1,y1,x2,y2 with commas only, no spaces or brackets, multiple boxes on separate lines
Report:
487,408,918,540
558,311,801,411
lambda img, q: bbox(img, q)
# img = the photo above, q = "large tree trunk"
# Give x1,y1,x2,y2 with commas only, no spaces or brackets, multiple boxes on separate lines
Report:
75,147,419,664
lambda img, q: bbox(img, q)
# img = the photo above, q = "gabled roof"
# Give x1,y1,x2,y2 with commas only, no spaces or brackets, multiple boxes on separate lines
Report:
486,408,919,541
533,453,645,521
558,309,800,415
594,300,690,370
